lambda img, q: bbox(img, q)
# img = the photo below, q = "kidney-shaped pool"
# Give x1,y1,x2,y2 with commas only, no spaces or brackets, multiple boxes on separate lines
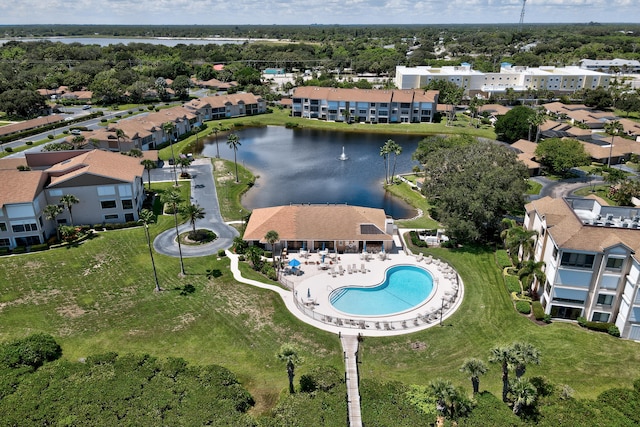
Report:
329,265,434,316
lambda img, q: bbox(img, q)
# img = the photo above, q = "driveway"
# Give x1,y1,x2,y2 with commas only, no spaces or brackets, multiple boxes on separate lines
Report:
153,159,239,258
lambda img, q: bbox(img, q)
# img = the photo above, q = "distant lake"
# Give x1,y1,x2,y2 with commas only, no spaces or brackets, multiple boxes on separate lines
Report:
202,126,422,219
0,37,249,46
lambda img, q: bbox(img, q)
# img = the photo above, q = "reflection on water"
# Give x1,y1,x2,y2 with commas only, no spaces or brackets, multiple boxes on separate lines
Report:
202,126,422,219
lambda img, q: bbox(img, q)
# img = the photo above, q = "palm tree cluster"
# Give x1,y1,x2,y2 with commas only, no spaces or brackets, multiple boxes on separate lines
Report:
379,139,402,185
431,342,540,422
489,342,541,415
501,219,545,296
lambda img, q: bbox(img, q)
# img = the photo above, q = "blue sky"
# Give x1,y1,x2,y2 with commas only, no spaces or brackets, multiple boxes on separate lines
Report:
0,0,637,26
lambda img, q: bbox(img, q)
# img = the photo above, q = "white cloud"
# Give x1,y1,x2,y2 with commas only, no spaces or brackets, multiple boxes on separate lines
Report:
0,0,636,25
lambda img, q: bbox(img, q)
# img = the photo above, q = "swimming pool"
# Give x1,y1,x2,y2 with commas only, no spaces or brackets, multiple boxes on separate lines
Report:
329,265,434,316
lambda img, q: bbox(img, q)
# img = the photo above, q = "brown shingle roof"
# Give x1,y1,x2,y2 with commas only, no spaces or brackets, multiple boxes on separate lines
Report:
46,150,143,187
243,205,393,243
526,196,640,254
0,169,47,208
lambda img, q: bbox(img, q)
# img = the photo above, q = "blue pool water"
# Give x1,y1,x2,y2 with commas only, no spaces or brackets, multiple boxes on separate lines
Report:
329,265,434,316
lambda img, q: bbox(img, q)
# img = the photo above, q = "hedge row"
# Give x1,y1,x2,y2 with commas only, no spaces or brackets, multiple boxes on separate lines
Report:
495,249,512,269
532,301,545,320
577,317,620,337
504,275,521,294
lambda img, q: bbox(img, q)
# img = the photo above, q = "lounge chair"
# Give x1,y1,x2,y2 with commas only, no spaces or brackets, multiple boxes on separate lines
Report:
352,264,357,273
413,318,420,326
338,265,345,275
360,263,366,273
402,320,408,328
347,264,352,274
416,253,423,262
375,321,381,329
384,322,391,330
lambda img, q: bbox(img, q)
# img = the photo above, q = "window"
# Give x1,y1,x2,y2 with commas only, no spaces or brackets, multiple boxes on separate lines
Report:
561,252,595,269
97,186,116,196
606,257,624,270
118,185,132,197
49,189,63,197
0,238,9,247
552,246,558,259
597,294,614,306
12,223,37,233
101,200,117,209
122,200,133,210
125,213,135,222
104,214,119,220
0,222,5,232
592,312,610,322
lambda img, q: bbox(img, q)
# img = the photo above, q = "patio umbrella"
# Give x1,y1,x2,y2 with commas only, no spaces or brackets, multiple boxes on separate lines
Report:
322,254,325,263
363,242,367,252
288,258,301,267
307,288,311,298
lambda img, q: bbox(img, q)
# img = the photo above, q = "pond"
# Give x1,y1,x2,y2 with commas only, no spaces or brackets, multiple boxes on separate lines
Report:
201,126,423,219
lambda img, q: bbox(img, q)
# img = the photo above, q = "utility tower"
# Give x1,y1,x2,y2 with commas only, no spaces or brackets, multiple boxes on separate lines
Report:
519,0,527,32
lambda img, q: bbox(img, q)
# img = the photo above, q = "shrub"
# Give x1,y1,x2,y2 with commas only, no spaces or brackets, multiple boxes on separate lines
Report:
532,301,545,320
505,275,521,294
0,247,9,255
25,140,33,145
11,246,26,254
47,134,54,139
147,105,154,110
285,122,299,129
29,243,49,252
100,118,108,123
496,249,512,269
115,114,121,118
217,249,226,258
516,300,531,314
0,333,62,369
577,316,587,327
4,147,12,153
543,314,552,323
608,325,621,337
264,251,273,259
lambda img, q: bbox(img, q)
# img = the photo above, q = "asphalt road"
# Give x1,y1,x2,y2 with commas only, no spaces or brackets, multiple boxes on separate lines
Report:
152,160,239,258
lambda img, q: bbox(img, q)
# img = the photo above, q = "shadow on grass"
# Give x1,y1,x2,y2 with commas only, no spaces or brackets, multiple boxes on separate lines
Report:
173,284,196,296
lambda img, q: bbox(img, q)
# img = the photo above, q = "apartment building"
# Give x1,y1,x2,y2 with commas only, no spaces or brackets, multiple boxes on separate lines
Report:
0,150,145,249
395,64,611,97
291,87,439,124
524,196,640,340
184,92,266,121
579,58,640,74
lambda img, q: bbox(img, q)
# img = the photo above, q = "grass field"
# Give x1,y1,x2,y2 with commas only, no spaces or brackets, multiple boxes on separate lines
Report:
2,134,640,411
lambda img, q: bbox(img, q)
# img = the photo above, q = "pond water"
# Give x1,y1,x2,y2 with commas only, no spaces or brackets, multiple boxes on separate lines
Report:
201,126,422,219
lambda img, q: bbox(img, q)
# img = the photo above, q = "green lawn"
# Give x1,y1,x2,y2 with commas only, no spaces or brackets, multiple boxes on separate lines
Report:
526,179,543,195
573,185,617,205
385,180,440,229
0,182,341,414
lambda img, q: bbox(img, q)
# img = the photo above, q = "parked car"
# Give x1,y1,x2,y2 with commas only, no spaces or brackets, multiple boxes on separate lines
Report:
71,129,81,135
82,105,91,110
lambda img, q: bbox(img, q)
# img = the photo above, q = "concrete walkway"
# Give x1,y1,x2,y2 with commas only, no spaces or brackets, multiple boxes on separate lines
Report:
341,334,363,427
153,159,238,257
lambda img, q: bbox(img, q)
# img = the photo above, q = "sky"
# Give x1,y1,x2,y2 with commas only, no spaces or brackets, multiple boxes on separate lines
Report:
0,0,637,26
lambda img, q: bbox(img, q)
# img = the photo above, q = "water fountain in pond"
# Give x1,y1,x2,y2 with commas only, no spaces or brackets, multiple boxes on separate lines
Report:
338,146,349,161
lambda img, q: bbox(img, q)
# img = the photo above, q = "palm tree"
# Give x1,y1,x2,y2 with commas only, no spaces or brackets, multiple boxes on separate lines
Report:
141,159,157,190
71,135,85,149
163,121,178,185
180,203,205,238
604,120,624,167
511,342,540,379
245,245,264,271
459,358,488,394
276,343,301,394
429,379,456,418
389,140,402,182
114,128,127,152
139,209,160,292
264,230,280,269
43,204,63,241
227,133,241,183
503,226,538,267
161,190,185,276
59,194,79,226
510,378,537,415
379,140,392,184
527,108,546,143
489,345,517,403
176,157,192,177
517,260,546,295
212,124,221,158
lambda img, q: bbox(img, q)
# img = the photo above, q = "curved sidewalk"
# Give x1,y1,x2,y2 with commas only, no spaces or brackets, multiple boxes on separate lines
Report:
154,159,238,257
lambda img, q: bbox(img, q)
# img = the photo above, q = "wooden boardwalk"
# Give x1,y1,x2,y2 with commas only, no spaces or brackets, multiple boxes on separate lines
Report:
341,334,362,427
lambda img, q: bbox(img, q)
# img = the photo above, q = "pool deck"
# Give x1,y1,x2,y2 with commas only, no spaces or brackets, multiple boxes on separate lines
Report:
274,249,463,337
